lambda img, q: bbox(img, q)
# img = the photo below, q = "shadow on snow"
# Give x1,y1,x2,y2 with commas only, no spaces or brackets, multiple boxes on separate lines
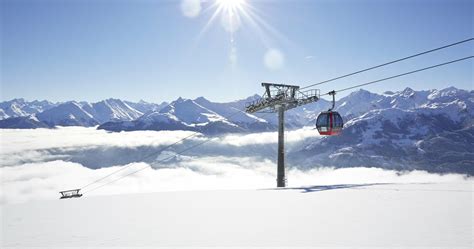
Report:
263,183,390,193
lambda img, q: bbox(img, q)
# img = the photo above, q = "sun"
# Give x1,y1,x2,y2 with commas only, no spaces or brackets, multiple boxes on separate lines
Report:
213,0,247,35
196,0,284,67
216,0,246,10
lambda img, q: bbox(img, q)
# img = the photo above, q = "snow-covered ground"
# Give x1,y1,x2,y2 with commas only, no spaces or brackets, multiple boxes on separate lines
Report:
1,182,472,248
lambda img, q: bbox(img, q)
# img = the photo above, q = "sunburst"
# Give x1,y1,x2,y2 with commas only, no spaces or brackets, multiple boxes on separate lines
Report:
193,0,285,67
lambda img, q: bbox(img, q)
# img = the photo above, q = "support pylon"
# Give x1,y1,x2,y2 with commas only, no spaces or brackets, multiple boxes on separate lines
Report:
245,83,320,188
277,105,286,187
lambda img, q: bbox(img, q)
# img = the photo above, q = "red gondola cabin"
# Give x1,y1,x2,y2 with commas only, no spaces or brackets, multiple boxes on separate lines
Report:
316,111,343,135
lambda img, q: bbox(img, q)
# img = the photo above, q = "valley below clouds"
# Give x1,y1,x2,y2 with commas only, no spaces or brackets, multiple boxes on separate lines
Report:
1,127,470,204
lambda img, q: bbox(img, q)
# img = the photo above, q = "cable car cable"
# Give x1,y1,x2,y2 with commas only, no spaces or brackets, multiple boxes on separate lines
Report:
80,131,201,190
320,55,473,96
82,138,215,194
300,38,473,90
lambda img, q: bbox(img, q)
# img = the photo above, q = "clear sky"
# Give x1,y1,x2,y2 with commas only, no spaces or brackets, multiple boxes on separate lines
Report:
1,0,473,103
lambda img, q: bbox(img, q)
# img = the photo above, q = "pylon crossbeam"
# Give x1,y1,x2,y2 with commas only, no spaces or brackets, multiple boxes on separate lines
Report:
245,85,320,113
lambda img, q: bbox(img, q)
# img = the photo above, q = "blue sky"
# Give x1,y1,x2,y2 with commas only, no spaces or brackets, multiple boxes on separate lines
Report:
1,0,472,103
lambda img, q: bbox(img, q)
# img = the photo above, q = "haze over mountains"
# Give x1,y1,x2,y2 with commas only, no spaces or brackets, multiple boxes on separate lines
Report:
1,87,472,174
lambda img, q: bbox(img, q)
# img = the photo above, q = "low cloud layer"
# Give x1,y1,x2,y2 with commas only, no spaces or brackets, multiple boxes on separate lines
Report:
1,127,197,155
0,127,319,168
0,127,470,204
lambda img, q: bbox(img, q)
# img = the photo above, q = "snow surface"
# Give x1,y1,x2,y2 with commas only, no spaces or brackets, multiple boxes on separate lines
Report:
1,182,472,248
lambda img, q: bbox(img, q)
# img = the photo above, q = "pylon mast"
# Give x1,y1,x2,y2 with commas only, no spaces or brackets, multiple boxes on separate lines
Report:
245,82,320,187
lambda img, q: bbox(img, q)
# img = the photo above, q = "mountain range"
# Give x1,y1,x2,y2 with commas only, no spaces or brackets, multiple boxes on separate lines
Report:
0,94,331,131
1,87,472,174
0,98,167,128
291,86,474,175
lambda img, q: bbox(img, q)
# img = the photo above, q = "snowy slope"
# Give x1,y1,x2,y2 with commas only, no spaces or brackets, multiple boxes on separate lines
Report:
36,101,99,127
0,99,55,120
90,98,143,123
98,98,246,134
2,182,471,248
124,99,168,114
0,99,163,127
334,87,473,119
0,109,8,120
98,112,192,132
194,95,275,131
194,95,264,122
159,97,228,125
0,115,50,129
335,89,386,119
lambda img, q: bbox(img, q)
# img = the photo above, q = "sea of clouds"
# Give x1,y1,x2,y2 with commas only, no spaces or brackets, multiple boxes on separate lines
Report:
0,127,470,204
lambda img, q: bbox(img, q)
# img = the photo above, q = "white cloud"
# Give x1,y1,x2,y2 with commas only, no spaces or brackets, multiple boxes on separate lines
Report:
0,126,197,156
217,127,321,146
264,48,285,70
181,0,202,18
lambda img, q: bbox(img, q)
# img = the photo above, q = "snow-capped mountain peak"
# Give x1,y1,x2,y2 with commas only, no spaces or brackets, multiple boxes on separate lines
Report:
91,98,143,123
159,98,225,125
0,98,56,119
